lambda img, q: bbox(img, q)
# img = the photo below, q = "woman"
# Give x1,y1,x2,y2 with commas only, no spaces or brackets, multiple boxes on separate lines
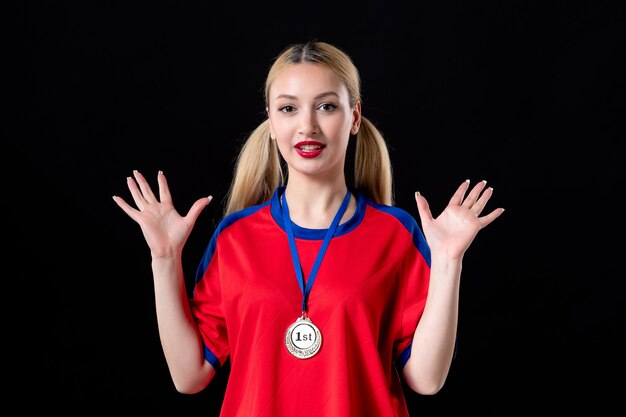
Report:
113,41,504,416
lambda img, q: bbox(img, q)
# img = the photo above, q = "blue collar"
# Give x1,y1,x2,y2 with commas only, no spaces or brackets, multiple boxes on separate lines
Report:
270,186,366,240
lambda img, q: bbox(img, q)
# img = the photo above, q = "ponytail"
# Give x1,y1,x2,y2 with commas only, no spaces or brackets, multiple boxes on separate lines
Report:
224,119,283,216
354,116,393,206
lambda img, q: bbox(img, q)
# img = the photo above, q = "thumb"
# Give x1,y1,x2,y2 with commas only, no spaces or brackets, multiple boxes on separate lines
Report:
185,196,213,224
414,192,433,226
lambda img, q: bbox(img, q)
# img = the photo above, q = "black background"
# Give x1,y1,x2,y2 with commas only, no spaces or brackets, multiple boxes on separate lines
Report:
13,1,623,414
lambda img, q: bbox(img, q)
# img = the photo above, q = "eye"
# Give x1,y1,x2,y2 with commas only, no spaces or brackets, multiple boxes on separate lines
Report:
278,105,296,113
318,103,338,112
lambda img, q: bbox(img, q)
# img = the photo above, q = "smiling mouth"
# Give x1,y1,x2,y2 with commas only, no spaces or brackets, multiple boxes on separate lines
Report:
295,141,326,158
297,144,324,151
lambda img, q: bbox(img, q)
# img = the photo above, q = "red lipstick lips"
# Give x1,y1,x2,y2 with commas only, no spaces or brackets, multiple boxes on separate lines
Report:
295,141,325,158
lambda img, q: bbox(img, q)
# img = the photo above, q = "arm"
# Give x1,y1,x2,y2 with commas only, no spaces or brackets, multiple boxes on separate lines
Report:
112,170,216,393
403,179,504,394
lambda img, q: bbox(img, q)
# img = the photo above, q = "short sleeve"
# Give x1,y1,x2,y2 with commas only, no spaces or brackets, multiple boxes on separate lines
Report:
393,220,431,370
189,233,230,370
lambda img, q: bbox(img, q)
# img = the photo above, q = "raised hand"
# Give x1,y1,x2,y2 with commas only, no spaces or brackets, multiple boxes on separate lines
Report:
414,180,504,260
112,170,211,259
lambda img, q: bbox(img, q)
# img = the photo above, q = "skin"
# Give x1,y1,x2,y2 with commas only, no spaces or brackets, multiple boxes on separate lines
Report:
112,62,504,396
267,63,361,229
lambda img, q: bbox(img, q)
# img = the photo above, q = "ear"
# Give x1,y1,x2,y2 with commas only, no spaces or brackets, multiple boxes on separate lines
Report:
351,101,362,135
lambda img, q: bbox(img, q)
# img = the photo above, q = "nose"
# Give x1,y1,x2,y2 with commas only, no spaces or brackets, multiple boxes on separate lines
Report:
297,109,319,137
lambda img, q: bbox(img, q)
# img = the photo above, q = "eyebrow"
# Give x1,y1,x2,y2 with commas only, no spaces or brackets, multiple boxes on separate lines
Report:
274,91,340,101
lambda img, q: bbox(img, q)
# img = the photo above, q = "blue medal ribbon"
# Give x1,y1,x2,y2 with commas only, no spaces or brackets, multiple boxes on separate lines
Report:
281,189,351,313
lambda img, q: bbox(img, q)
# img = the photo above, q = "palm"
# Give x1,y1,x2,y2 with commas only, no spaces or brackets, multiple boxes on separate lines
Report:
415,180,504,259
113,170,211,258
134,199,194,256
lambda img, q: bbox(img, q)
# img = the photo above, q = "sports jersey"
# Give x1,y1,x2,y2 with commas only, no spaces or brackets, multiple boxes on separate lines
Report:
190,186,431,416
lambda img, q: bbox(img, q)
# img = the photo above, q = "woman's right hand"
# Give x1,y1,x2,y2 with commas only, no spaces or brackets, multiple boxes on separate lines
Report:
112,170,212,259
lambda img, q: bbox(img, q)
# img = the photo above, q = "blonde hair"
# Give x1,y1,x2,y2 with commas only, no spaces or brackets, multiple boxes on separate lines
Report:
224,41,393,216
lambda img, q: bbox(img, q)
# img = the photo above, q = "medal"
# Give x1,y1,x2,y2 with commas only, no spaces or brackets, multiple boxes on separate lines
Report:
285,313,322,359
281,189,351,359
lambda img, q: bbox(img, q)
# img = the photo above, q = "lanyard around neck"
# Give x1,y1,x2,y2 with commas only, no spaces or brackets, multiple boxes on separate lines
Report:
281,190,352,313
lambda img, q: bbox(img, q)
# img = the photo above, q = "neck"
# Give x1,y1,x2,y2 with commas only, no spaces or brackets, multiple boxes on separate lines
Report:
283,172,353,229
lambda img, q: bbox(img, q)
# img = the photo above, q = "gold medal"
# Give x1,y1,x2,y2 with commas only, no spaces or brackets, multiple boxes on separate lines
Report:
285,314,322,359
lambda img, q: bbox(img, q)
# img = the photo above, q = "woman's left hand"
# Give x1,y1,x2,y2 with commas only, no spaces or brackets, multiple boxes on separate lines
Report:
414,180,504,260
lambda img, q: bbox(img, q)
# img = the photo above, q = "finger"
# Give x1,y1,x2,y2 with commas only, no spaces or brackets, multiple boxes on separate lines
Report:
449,179,471,206
414,191,433,227
133,170,158,203
157,170,172,204
462,180,487,208
127,175,147,210
471,185,494,215
478,207,505,228
185,196,213,224
112,195,142,223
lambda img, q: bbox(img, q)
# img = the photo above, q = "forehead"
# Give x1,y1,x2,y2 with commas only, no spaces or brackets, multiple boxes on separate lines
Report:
269,63,347,100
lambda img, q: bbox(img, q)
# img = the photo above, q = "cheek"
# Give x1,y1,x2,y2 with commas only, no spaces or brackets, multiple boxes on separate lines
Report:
327,117,353,140
275,136,293,156
272,118,296,138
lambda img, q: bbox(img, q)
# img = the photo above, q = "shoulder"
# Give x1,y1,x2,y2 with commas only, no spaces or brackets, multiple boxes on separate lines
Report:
365,200,420,235
363,198,430,260
214,200,270,237
196,200,270,279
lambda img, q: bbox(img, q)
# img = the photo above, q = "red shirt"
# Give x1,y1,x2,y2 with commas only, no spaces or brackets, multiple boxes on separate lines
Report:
191,187,431,416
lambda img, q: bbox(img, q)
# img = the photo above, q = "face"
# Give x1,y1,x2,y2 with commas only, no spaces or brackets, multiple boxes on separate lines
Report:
267,63,361,180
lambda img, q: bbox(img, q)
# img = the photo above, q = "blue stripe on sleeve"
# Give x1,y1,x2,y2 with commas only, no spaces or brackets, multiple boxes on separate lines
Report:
194,202,269,370
396,343,412,370
203,344,221,371
194,201,270,284
369,203,431,267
